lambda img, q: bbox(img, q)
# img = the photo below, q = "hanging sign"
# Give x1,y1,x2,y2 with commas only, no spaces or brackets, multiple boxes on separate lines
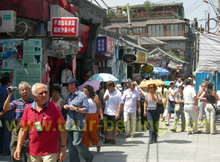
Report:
122,54,137,64
142,65,153,73
51,17,79,36
96,36,115,54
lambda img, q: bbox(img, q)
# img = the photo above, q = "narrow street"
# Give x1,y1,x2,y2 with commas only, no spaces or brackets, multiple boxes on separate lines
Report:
1,118,220,162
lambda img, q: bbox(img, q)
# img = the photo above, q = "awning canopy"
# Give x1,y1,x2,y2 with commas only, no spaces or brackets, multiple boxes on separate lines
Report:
197,33,220,72
168,60,178,69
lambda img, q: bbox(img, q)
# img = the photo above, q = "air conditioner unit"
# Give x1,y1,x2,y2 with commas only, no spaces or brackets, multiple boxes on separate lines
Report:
0,10,16,33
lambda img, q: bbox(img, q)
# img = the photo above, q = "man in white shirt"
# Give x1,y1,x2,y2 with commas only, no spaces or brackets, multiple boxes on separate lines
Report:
176,78,183,88
103,81,124,144
183,79,200,135
122,80,141,138
61,64,73,83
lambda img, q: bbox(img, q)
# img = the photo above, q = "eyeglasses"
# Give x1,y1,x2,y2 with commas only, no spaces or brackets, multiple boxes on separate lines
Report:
132,84,136,86
38,91,48,95
148,87,154,89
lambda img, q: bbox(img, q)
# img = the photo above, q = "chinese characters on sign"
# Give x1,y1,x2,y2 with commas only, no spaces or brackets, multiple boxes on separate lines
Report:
52,17,79,36
106,37,114,54
96,37,115,54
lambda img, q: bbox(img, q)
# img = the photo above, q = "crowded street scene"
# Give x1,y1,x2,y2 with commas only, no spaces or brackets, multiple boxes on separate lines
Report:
1,0,220,162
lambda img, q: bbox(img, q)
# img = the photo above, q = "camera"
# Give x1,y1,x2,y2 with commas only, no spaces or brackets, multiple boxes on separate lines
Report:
7,87,17,92
35,121,43,134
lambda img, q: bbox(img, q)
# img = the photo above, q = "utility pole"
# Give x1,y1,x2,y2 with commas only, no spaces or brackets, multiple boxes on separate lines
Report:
218,0,220,35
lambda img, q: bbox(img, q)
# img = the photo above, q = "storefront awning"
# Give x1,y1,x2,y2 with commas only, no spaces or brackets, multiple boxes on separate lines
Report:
168,60,178,69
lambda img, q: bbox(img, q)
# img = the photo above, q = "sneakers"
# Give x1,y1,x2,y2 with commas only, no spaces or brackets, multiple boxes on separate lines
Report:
96,144,101,152
170,129,176,132
123,135,129,138
111,140,116,144
166,122,169,126
105,139,111,144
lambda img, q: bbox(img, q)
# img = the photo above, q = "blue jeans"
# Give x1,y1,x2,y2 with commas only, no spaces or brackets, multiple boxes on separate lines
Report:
147,110,160,142
67,131,94,162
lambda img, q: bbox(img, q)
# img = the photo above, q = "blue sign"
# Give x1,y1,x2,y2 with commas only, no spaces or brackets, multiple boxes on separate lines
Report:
96,37,106,53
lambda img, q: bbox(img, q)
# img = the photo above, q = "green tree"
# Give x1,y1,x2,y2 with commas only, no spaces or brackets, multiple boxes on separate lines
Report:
144,0,152,12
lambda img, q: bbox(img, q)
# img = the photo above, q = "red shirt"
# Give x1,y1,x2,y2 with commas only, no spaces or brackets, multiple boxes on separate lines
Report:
20,101,65,156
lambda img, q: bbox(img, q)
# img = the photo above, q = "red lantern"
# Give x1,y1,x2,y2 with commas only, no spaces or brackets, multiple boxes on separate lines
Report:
11,0,19,4
68,4,75,15
176,70,180,73
58,0,68,9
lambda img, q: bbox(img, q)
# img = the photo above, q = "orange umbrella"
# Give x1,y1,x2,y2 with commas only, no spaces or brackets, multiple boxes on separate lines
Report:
139,79,166,88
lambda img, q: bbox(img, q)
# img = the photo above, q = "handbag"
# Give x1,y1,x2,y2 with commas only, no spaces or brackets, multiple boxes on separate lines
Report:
211,103,220,116
156,93,164,114
174,104,180,112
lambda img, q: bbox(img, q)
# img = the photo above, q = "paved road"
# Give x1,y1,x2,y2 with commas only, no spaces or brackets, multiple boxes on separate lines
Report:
1,117,220,162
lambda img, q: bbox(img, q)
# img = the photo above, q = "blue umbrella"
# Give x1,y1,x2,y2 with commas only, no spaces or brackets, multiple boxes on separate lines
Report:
153,67,170,76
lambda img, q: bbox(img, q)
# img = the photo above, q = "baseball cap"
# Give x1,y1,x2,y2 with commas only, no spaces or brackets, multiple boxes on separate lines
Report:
116,84,122,90
203,78,209,82
62,78,78,86
126,78,132,83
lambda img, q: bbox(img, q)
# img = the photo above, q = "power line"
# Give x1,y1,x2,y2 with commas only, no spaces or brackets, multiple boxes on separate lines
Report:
185,0,201,12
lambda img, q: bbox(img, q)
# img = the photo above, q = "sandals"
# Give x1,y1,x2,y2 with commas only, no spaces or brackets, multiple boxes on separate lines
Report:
96,144,101,152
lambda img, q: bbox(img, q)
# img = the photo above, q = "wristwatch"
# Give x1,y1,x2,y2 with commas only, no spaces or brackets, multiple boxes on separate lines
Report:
75,107,78,112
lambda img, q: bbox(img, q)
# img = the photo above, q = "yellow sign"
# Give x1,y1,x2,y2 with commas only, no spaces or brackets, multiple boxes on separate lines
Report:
142,65,153,73
136,50,148,63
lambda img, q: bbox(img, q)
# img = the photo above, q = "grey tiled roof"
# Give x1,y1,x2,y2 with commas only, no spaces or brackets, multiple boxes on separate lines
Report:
105,21,147,28
130,2,183,8
149,47,189,64
141,37,167,45
105,19,187,28
152,36,188,41
145,19,187,25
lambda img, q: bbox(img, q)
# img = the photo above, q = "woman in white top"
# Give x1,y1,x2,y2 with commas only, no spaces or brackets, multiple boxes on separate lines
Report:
82,85,103,152
49,84,65,110
144,84,162,144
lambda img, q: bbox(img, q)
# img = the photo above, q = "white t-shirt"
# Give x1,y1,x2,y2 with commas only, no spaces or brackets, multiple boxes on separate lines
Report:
145,92,162,110
122,89,141,113
104,88,124,116
183,85,196,104
168,87,177,101
88,98,97,114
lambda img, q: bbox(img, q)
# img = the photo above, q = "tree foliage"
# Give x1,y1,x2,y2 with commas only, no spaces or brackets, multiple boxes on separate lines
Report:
144,0,152,12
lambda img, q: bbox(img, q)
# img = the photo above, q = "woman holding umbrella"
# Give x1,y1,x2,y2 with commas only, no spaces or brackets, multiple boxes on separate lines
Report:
144,84,162,144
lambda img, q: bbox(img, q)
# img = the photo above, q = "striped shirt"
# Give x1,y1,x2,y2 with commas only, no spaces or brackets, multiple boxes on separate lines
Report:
10,98,34,124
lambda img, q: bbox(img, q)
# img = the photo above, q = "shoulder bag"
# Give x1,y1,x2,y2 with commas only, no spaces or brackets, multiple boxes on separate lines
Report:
156,93,164,114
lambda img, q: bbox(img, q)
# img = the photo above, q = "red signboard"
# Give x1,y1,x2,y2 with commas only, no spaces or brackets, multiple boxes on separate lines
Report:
52,17,79,36
106,37,115,54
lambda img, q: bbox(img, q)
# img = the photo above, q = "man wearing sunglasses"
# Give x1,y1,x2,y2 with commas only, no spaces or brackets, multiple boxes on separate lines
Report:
122,80,141,138
14,83,67,162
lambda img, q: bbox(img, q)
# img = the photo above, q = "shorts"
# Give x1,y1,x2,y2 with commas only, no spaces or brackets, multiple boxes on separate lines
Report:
104,115,119,128
168,101,175,114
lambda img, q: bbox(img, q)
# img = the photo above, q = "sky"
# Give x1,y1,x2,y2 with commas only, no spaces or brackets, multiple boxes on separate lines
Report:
91,0,218,33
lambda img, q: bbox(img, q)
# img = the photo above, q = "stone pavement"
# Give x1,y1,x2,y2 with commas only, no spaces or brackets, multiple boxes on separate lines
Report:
1,118,220,162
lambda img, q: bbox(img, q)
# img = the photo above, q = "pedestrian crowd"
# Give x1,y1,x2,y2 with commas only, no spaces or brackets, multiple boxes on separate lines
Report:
0,75,219,162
